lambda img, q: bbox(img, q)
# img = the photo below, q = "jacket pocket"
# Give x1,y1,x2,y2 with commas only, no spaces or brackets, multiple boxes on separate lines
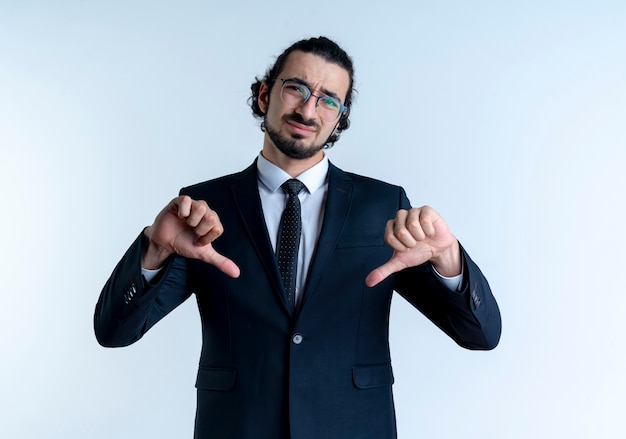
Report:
195,366,236,391
352,363,394,389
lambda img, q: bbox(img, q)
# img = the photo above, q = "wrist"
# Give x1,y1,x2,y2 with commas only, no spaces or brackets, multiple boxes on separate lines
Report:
141,227,171,270
430,240,461,277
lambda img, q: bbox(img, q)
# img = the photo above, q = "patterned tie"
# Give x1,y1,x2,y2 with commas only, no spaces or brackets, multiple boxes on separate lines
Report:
277,179,305,310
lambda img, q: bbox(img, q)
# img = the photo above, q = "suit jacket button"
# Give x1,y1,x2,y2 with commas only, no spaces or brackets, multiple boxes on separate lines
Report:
292,334,303,344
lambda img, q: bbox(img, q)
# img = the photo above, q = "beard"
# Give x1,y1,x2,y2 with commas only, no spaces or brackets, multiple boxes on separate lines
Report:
264,113,328,160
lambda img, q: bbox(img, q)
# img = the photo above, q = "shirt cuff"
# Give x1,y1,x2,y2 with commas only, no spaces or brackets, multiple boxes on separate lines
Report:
431,264,464,292
141,267,163,284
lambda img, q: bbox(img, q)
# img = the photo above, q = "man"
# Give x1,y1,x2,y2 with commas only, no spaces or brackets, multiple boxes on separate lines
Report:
95,36,501,439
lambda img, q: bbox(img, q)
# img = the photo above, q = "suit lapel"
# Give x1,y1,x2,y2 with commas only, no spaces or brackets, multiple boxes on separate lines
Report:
301,163,354,308
230,163,291,313
230,161,355,315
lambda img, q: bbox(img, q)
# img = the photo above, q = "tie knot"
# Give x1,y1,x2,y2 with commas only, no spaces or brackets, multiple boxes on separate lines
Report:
281,179,305,197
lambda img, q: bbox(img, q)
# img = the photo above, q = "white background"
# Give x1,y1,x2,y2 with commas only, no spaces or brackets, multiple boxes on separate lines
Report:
1,1,625,437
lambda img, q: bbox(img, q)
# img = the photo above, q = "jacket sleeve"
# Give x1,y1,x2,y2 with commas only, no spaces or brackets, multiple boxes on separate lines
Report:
394,246,501,350
393,187,501,350
93,232,192,347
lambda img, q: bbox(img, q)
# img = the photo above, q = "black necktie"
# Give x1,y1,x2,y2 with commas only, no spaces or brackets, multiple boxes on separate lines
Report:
277,179,305,310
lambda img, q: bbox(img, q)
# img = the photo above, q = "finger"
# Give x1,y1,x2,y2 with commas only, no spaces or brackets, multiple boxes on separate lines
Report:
383,219,408,252
404,208,427,242
173,195,193,218
386,210,420,250
185,200,209,228
365,256,405,288
417,206,437,237
198,247,241,278
191,208,223,240
393,209,419,247
195,221,224,246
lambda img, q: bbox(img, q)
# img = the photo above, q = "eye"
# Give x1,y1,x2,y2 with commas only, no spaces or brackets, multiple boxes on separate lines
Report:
320,96,340,109
285,83,308,98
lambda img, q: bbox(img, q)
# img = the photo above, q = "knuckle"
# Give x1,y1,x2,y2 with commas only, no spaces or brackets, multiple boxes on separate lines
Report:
213,223,224,236
196,201,208,215
396,227,411,240
406,218,421,232
396,209,408,219
384,232,398,247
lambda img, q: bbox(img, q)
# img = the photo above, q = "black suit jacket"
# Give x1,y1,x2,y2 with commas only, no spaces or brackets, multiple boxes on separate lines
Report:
94,161,501,439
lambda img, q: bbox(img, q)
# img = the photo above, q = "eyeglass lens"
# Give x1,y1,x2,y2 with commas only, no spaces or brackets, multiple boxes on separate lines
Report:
280,80,343,121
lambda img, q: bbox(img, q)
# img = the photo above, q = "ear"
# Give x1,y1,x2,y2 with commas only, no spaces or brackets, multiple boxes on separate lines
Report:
258,82,269,113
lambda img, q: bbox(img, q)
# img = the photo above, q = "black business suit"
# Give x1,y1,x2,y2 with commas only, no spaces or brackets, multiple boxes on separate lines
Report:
94,161,501,439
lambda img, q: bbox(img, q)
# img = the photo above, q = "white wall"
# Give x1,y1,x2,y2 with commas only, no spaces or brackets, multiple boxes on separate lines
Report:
1,1,625,437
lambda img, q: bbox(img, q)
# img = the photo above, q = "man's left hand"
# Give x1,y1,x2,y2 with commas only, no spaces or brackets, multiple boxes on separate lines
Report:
365,206,461,287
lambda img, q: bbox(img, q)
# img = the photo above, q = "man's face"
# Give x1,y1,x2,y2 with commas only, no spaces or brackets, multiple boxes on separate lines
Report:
259,51,351,161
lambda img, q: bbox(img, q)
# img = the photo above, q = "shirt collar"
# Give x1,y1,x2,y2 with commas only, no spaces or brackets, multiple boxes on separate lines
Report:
257,152,329,194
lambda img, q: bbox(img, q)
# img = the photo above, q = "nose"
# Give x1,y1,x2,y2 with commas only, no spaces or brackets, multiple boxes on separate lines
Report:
296,95,319,120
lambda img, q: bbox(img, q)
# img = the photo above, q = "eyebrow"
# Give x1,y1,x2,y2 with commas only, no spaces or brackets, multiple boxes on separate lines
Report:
284,77,342,101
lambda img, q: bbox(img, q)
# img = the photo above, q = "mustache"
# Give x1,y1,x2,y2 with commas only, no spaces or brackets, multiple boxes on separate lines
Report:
284,113,320,129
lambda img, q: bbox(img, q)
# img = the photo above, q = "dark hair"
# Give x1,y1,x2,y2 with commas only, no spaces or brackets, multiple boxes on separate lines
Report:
249,36,355,147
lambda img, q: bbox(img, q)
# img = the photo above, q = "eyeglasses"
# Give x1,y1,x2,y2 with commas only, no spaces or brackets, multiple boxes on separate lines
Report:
279,79,346,121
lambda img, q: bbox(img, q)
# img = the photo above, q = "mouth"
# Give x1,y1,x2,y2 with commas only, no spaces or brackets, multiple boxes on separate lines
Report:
284,115,318,136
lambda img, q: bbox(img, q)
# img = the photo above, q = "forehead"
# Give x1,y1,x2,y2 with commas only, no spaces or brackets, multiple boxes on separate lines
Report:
277,51,351,100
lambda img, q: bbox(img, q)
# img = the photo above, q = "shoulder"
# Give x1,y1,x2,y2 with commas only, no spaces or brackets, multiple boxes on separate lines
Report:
328,161,411,209
329,161,403,192
180,162,256,198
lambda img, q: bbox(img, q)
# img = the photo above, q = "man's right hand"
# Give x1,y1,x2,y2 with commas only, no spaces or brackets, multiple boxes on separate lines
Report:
141,195,240,278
